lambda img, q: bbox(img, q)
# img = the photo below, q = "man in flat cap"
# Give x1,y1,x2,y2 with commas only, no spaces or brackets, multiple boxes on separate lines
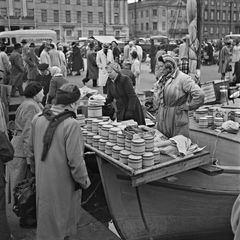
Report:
9,43,24,97
28,83,90,240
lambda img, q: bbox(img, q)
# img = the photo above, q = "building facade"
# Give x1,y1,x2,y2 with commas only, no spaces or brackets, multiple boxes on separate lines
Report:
0,0,129,42
128,0,188,39
203,0,240,40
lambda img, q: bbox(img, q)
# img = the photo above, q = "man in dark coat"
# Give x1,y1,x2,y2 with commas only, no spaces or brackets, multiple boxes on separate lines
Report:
82,42,98,87
9,43,25,97
105,62,145,125
149,39,157,74
120,61,136,87
71,42,84,76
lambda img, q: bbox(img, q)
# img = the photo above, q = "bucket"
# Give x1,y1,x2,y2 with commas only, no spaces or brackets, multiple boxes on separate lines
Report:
131,138,145,156
119,150,131,164
142,152,154,169
88,105,102,118
92,135,101,148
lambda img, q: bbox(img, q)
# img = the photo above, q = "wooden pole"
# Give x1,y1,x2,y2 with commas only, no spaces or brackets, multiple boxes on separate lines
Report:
196,0,202,70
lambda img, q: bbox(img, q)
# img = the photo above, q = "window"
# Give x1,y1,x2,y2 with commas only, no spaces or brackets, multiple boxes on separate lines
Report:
233,3,236,7
146,22,149,31
223,11,226,21
88,0,92,6
222,27,225,34
77,11,81,23
204,10,208,20
88,30,93,37
171,10,174,17
234,12,237,21
88,12,93,23
99,30,104,35
41,9,47,22
53,0,58,3
179,10,182,17
41,0,46,2
217,2,220,6
204,0,208,5
65,10,71,22
210,10,214,20
98,12,103,23
153,22,158,30
223,2,226,7
65,0,70,4
114,13,119,24
114,0,119,8
162,21,166,31
162,9,166,17
53,10,59,22
141,23,144,31
146,10,149,17
115,30,120,38
152,9,157,16
0,8,7,17
216,27,219,35
141,11,143,18
66,29,72,36
76,0,81,5
77,30,82,37
55,30,60,39
210,27,213,34
211,1,214,5
27,9,34,17
217,10,220,20
98,0,103,6
15,8,21,17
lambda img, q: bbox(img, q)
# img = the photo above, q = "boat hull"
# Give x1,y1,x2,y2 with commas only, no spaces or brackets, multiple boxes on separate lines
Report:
97,158,239,240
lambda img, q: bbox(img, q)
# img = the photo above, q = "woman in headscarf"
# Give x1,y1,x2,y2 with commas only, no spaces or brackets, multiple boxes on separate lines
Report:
105,62,145,125
47,66,68,104
153,54,204,138
6,81,44,227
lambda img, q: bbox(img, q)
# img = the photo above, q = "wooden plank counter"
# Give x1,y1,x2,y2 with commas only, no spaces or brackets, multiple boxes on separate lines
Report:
85,144,211,187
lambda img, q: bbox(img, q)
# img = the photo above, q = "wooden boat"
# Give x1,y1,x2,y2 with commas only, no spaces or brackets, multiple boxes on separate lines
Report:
85,117,240,240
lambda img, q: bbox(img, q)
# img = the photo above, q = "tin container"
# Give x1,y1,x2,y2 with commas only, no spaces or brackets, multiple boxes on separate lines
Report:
86,132,95,145
128,155,142,170
206,115,214,126
199,117,208,128
153,148,161,164
98,122,106,135
195,109,208,123
92,119,102,134
92,135,101,148
88,105,102,118
214,117,224,127
99,139,108,151
105,142,115,155
85,118,94,132
219,86,228,104
142,152,154,169
76,114,85,127
125,137,132,151
102,116,110,122
82,130,89,142
109,127,121,143
131,138,145,156
112,146,124,160
117,131,125,147
144,135,154,152
101,124,113,140
119,150,131,164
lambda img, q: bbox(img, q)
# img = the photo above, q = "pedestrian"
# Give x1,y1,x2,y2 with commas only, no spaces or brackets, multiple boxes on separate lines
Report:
28,83,91,240
35,63,52,105
131,51,141,92
178,35,190,74
123,41,130,63
82,42,98,87
40,43,51,66
49,43,61,68
0,45,11,84
135,39,143,63
47,66,68,104
153,55,204,138
105,62,145,125
149,39,156,74
57,45,67,77
24,42,39,82
120,61,136,87
38,41,47,57
218,40,232,80
111,40,121,64
232,38,240,83
71,42,84,76
6,82,43,227
96,43,114,93
9,43,25,97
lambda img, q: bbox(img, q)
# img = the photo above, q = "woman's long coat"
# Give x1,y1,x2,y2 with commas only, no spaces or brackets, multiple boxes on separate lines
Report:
25,51,39,80
28,108,89,240
86,49,98,80
9,50,24,86
218,46,232,74
72,46,83,72
105,73,145,125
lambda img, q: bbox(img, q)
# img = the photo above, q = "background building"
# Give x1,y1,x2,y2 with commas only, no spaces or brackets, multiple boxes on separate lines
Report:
0,0,129,42
128,0,188,39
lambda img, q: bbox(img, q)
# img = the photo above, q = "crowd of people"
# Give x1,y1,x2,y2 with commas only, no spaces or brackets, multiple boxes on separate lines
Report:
0,35,239,240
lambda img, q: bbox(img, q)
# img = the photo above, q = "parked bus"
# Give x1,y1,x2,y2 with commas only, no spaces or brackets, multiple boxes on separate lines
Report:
0,29,57,53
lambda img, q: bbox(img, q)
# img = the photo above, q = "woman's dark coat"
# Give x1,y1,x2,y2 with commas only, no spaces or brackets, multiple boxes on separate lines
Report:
86,49,98,80
105,73,145,125
72,46,84,72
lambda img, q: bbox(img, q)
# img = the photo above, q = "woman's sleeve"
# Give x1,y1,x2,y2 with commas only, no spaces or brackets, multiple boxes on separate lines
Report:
182,76,205,111
105,81,114,105
65,120,90,189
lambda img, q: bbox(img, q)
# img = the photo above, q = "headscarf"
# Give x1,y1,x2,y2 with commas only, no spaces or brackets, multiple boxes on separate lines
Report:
107,62,121,73
24,81,42,98
51,66,62,76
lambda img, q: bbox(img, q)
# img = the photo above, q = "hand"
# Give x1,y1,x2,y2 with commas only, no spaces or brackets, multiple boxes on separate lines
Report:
178,104,189,111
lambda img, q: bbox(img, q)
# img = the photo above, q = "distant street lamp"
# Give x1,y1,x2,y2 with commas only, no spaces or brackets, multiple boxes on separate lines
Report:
229,0,233,34
103,0,106,35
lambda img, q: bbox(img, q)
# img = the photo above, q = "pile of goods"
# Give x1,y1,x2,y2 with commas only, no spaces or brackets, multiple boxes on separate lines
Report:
194,106,240,133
